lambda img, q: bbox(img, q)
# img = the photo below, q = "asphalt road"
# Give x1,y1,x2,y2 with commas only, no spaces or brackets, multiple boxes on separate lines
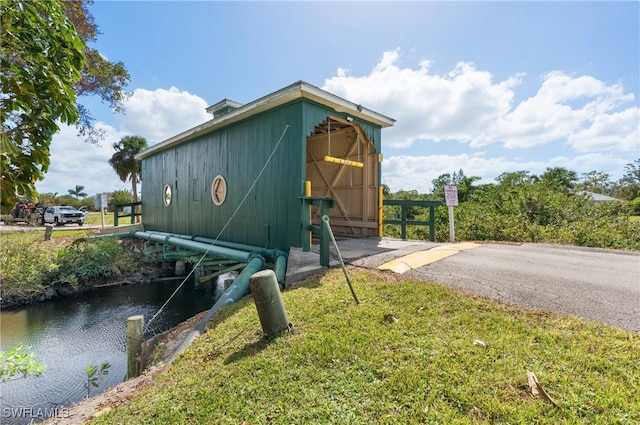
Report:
403,243,640,333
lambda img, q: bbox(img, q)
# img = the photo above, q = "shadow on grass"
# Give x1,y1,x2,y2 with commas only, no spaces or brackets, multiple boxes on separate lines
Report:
223,335,275,364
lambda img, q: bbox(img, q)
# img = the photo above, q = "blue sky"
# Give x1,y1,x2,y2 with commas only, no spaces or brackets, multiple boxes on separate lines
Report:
37,1,639,197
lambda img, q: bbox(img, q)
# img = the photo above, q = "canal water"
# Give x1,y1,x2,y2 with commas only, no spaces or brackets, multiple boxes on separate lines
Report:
0,276,225,424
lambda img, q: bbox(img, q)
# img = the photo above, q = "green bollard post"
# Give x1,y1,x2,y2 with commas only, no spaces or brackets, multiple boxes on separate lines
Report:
250,269,291,337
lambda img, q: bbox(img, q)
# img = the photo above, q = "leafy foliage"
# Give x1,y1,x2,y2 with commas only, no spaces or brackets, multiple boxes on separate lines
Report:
109,136,148,202
84,362,111,398
109,189,134,211
1,0,86,205
616,159,640,203
55,238,125,285
1,234,136,305
1,0,130,206
0,344,45,382
68,184,87,199
384,165,640,251
0,233,58,298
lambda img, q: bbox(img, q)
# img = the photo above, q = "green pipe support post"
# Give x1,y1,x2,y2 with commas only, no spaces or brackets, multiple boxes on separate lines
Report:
300,196,335,266
194,255,265,333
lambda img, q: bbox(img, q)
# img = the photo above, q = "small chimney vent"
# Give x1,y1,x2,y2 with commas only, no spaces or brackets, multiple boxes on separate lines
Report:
206,99,243,119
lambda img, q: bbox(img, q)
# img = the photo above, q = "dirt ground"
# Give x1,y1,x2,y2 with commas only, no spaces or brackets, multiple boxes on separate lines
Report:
42,312,206,425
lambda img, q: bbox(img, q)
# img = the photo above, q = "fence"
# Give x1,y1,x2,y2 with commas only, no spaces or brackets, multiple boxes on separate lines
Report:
114,201,142,226
383,199,441,241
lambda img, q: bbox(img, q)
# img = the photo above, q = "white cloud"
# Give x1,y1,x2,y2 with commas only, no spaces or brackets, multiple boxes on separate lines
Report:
381,153,527,193
324,50,637,193
34,58,637,198
37,123,129,197
37,87,212,196
117,86,211,145
381,152,632,194
567,107,640,153
323,50,638,152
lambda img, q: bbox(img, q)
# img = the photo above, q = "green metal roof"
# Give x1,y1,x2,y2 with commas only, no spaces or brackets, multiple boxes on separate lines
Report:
136,81,395,160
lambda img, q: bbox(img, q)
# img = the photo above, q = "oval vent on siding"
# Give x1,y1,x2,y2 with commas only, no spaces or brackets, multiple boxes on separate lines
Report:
211,175,227,206
163,184,172,207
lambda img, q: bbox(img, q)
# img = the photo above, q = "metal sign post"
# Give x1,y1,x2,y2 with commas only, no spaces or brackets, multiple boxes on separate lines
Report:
444,185,458,243
94,193,107,229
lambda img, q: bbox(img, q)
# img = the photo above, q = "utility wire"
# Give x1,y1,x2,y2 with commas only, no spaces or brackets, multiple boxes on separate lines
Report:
144,125,290,333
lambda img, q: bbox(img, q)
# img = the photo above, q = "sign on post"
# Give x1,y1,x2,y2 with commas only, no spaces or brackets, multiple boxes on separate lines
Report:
444,185,459,207
444,185,458,242
94,193,107,229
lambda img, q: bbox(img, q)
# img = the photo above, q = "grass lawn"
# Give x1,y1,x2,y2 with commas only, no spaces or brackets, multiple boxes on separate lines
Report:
84,211,116,226
89,268,639,425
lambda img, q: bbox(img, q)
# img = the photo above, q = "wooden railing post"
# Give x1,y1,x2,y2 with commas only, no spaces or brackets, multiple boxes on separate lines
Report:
127,315,144,378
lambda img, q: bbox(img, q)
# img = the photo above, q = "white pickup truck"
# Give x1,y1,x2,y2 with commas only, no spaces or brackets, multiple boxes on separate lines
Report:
42,206,85,226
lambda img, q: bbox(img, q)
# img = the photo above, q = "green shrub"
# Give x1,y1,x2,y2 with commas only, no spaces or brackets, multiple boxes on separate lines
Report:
0,234,57,298
384,183,640,251
55,238,127,285
629,197,640,215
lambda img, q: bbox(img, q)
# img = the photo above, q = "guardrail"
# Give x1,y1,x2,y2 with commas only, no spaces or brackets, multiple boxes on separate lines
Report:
383,199,441,241
114,201,142,226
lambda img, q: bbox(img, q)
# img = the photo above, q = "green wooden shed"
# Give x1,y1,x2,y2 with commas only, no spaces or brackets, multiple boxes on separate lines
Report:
136,81,395,252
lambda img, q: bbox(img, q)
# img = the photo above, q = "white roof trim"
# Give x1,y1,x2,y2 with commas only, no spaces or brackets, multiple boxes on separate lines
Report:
205,98,244,114
136,81,395,160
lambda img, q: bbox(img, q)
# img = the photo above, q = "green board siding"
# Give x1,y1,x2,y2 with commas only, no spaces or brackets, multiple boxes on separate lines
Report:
142,102,305,249
140,98,384,250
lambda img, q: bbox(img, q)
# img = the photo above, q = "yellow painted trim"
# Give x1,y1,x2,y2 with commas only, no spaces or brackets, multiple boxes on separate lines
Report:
378,185,383,237
305,180,312,246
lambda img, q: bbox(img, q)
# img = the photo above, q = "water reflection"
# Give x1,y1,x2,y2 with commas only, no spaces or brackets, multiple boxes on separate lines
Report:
1,275,226,424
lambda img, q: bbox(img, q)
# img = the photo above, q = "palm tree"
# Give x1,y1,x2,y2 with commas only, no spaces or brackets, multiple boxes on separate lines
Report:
68,185,87,199
109,135,148,202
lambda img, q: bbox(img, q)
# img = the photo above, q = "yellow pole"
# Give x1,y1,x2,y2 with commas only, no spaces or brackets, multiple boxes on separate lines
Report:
378,185,383,237
305,181,312,246
323,155,364,168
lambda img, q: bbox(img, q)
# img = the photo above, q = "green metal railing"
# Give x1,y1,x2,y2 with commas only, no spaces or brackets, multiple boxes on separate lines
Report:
383,199,441,241
114,201,142,226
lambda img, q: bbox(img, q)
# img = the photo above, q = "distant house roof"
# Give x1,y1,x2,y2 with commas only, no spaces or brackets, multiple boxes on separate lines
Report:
137,81,395,160
577,191,622,202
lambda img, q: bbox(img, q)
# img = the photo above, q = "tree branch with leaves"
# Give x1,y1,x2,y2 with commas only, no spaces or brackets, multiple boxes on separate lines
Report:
1,0,130,209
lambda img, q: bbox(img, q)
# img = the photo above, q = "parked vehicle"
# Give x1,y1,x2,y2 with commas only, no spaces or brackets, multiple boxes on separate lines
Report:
42,206,85,226
78,206,90,220
0,202,42,225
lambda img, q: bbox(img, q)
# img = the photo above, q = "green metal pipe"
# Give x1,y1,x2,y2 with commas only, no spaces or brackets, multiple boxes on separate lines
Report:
156,231,282,260
76,232,135,244
132,231,254,263
140,232,289,278
168,255,265,362
274,252,288,287
194,255,264,333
